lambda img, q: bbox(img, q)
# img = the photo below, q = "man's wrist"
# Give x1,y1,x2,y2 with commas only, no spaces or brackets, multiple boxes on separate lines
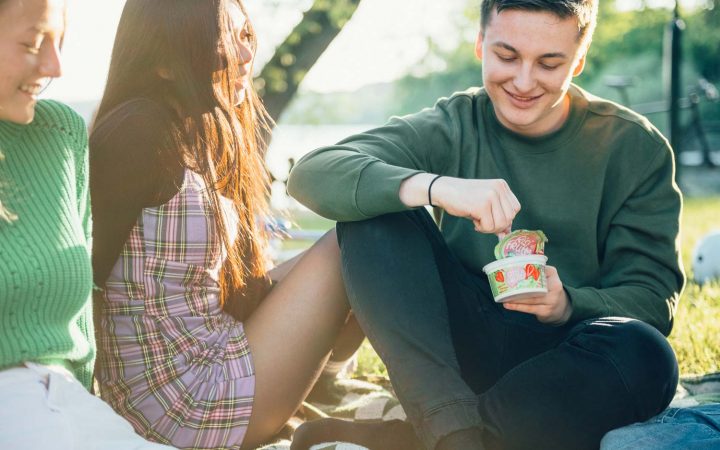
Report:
399,173,438,207
428,175,444,207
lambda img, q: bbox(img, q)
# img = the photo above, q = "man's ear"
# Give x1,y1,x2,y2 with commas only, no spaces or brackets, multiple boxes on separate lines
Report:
475,31,484,61
572,51,587,77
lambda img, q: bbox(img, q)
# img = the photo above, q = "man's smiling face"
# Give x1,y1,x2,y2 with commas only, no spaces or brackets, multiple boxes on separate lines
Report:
476,7,588,137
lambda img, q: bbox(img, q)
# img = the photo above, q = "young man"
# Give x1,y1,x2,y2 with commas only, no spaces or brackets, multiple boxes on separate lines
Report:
287,1,684,449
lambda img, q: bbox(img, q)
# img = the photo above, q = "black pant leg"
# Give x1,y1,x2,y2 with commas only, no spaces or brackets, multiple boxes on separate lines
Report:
476,317,678,450
336,209,490,449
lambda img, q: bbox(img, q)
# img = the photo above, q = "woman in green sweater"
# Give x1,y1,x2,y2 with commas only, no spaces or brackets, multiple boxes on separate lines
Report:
0,0,173,448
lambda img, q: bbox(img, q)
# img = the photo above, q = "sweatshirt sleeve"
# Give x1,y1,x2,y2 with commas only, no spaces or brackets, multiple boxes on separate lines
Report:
287,95,470,221
565,143,685,336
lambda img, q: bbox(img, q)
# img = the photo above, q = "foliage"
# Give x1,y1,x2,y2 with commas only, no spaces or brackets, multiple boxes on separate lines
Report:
685,0,720,81
280,0,720,125
257,0,362,121
580,3,669,83
669,196,720,376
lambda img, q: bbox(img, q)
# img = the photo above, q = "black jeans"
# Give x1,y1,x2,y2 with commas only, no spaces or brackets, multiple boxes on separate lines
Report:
336,209,678,450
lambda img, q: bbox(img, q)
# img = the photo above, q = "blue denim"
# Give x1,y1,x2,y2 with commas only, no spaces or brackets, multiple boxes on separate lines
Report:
336,209,679,450
601,404,720,449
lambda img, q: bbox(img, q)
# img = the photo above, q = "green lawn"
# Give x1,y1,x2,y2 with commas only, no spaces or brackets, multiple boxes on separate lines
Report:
285,196,720,378
670,197,720,376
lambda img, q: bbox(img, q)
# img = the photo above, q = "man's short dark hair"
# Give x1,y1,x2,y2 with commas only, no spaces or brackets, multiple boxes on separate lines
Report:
480,0,598,43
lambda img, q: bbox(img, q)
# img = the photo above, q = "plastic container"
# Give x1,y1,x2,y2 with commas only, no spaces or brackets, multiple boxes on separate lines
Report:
482,254,548,303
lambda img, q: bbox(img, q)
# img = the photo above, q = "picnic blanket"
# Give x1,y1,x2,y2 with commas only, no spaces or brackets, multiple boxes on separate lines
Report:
256,372,720,450
257,376,403,450
670,371,720,407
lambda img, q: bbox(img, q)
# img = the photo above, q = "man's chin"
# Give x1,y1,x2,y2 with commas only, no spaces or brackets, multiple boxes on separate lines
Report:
497,110,537,132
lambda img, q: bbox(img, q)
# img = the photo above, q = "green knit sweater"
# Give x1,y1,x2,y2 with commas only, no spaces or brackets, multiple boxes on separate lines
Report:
288,85,685,335
0,100,94,388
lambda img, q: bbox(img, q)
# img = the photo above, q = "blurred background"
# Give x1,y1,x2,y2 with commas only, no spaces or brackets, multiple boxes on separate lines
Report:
46,0,719,376
50,0,720,194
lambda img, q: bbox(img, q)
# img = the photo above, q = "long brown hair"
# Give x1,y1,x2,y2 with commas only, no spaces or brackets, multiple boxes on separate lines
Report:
93,0,272,313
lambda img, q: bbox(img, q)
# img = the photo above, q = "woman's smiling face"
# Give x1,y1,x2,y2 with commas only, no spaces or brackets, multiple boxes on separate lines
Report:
476,7,588,137
0,0,65,124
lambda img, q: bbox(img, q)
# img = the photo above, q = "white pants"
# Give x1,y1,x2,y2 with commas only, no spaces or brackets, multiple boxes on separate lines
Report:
0,363,175,450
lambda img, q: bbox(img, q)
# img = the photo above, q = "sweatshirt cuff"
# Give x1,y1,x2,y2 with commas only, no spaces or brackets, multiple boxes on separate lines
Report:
565,285,610,323
355,161,424,218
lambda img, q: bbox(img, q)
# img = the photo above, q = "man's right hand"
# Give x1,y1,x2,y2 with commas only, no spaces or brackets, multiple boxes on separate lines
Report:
399,174,521,236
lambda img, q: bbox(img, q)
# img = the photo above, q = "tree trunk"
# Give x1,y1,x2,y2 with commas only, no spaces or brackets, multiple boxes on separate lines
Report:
257,0,362,123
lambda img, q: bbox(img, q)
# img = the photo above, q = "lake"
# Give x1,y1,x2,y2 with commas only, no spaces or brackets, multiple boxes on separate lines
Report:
266,124,376,209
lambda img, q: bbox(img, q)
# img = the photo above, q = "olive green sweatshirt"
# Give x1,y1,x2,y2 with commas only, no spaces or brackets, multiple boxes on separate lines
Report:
0,100,94,388
288,85,685,335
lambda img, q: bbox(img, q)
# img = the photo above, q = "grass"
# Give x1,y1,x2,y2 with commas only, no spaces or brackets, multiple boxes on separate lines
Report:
283,196,720,378
669,196,720,376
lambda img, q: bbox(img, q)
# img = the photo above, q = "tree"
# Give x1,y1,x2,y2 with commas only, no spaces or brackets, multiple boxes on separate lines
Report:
686,1,720,82
257,0,362,123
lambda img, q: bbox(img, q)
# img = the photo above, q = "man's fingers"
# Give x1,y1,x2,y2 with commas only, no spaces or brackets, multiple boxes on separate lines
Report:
498,194,517,230
502,182,521,212
545,265,558,277
504,302,546,314
496,225,512,240
503,295,547,306
473,201,495,232
490,197,508,234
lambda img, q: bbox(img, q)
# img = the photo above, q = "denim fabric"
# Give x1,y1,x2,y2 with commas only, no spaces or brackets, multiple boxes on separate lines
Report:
336,209,678,450
601,404,720,449
0,363,175,450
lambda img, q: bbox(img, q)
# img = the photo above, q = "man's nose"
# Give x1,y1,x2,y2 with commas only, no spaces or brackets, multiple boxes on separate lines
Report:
512,63,536,94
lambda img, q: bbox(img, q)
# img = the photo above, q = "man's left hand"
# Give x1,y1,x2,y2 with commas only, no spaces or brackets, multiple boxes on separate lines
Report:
502,265,572,325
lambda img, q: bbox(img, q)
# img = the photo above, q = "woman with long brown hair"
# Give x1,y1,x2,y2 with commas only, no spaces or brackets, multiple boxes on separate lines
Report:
90,1,358,449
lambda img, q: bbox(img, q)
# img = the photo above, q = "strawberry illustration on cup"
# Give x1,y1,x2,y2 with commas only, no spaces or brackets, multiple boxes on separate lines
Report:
483,230,549,303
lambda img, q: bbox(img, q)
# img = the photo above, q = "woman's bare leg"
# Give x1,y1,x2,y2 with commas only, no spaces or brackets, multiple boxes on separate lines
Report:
328,314,364,363
241,229,351,449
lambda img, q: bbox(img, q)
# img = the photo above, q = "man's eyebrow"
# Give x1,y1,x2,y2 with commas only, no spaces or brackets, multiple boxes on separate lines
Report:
491,42,567,59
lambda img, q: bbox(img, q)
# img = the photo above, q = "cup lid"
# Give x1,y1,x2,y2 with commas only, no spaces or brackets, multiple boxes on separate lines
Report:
482,254,548,274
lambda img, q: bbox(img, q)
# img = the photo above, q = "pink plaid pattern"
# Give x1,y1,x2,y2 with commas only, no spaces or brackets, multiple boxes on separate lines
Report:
96,170,255,449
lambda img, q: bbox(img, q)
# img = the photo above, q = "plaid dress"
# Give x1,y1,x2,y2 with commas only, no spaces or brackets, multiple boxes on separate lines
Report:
96,169,255,450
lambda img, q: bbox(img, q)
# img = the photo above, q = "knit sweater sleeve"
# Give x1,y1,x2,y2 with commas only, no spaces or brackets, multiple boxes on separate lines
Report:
72,110,92,251
565,142,685,336
70,107,95,387
287,94,472,221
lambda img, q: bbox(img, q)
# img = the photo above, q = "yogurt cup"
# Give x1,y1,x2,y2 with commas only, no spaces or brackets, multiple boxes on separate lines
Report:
482,254,548,303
